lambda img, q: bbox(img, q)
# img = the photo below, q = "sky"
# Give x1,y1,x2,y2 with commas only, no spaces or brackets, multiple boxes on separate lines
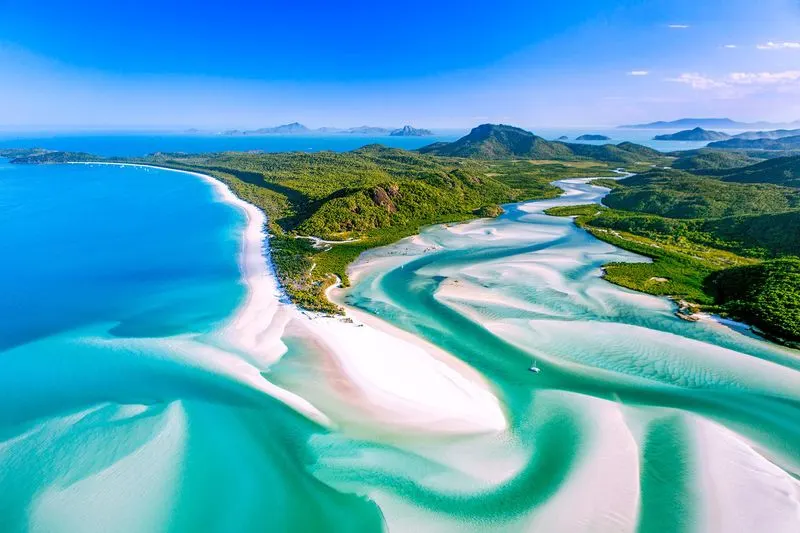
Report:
1,0,799,130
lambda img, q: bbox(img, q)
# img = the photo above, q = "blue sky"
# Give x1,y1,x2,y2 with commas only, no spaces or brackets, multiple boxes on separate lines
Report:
1,0,799,129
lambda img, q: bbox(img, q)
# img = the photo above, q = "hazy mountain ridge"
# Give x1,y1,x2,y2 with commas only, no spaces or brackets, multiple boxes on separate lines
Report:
219,123,433,136
621,117,800,130
709,136,800,151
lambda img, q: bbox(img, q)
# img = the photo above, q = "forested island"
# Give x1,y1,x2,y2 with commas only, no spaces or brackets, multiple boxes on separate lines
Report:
389,126,433,136
654,127,730,141
576,134,611,141
5,123,799,344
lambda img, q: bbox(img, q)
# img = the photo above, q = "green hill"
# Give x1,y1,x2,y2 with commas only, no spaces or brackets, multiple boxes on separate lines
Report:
711,155,800,187
671,149,761,171
418,124,661,163
603,169,800,218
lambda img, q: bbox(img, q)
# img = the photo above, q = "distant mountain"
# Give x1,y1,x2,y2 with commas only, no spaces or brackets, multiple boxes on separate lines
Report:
654,127,731,141
390,125,433,137
251,122,310,134
221,123,311,135
732,129,800,140
714,155,800,187
576,134,611,141
343,126,393,135
217,124,432,136
620,118,800,130
418,124,661,163
557,135,569,140
708,136,800,151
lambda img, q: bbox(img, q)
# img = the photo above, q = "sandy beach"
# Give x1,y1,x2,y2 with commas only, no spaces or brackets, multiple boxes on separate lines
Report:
79,163,509,437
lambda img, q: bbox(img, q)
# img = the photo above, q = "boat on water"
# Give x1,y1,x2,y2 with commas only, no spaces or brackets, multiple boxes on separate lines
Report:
529,361,541,374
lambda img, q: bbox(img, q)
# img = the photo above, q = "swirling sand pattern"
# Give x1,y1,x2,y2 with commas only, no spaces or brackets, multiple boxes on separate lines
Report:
329,178,800,532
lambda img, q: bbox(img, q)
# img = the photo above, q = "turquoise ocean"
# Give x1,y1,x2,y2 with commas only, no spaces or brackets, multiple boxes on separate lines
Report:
0,134,798,532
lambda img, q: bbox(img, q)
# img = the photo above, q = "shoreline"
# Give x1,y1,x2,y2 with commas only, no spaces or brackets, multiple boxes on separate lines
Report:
74,162,335,424
75,162,509,435
543,174,800,351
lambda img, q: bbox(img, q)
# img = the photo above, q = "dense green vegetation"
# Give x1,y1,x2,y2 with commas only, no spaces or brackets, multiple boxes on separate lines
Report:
708,259,800,343
419,124,664,164
475,204,504,217
706,155,800,187
547,166,800,342
671,149,761,172
603,169,800,218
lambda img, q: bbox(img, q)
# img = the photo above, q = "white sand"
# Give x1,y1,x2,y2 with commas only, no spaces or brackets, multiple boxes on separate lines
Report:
524,392,641,533
297,310,507,434
690,415,800,533
78,163,507,436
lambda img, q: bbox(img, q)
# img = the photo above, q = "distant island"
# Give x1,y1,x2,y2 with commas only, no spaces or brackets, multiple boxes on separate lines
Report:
708,136,800,151
731,129,800,140
557,135,569,140
654,127,800,143
218,123,434,136
344,126,393,135
620,117,800,130
389,126,433,137
223,122,310,135
654,128,731,141
576,134,611,141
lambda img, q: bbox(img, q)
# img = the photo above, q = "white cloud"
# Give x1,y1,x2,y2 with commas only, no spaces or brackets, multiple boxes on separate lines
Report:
667,24,690,29
723,44,737,49
667,73,726,89
628,70,649,76
728,70,800,84
667,70,800,93
757,41,800,50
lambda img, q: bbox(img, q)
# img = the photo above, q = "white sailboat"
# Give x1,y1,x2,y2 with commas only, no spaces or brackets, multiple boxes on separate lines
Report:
529,360,541,374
